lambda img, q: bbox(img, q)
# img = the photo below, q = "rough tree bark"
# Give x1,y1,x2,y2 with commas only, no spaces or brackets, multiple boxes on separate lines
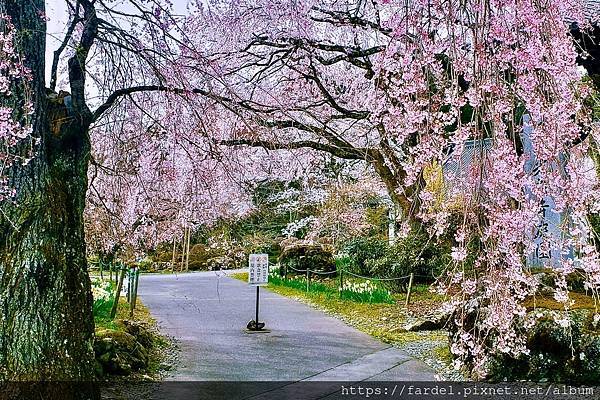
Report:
0,1,98,397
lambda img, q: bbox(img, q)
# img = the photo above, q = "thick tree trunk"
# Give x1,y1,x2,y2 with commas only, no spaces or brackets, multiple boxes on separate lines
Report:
0,1,98,397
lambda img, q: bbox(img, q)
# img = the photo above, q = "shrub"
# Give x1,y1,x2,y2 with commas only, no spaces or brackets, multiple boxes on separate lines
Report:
136,256,154,272
151,247,172,263
365,206,389,237
240,232,282,265
341,236,388,276
184,243,223,270
369,229,450,288
340,228,451,292
334,253,353,272
365,255,412,293
279,240,336,274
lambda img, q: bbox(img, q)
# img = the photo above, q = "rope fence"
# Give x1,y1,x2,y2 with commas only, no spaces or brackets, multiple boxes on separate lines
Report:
90,258,433,308
284,263,430,281
279,263,435,306
342,269,412,281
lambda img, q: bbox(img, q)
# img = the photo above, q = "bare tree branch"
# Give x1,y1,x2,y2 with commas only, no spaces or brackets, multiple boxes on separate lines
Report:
50,3,81,91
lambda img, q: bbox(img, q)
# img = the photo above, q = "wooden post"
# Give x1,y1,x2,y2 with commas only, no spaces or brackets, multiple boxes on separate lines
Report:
306,269,310,292
135,268,140,303
128,266,135,305
128,267,133,314
171,237,177,273
110,267,127,319
180,227,187,272
126,268,131,304
185,226,192,271
339,269,344,297
130,268,140,318
405,273,414,307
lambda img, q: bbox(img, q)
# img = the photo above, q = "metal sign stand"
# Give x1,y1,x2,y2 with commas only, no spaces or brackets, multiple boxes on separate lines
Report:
255,286,260,326
246,254,270,333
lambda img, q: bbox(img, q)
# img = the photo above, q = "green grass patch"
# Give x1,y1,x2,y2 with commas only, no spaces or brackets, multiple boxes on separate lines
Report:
267,272,394,304
93,297,115,321
94,297,129,330
338,288,394,303
269,274,336,296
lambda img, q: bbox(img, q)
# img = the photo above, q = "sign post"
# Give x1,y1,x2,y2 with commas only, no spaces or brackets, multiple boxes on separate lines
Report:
247,254,269,332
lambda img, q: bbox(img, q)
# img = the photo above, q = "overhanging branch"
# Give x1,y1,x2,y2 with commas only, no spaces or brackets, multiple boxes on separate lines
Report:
220,138,369,160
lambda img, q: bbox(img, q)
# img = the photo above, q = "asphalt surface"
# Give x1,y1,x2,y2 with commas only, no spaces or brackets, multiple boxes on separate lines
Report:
137,271,436,398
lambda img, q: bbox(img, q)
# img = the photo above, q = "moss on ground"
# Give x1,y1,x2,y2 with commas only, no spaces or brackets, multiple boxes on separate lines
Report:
433,344,454,365
95,297,172,380
522,292,598,311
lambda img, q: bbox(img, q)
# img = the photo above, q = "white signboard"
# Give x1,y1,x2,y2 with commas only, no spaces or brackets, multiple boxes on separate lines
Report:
248,254,269,286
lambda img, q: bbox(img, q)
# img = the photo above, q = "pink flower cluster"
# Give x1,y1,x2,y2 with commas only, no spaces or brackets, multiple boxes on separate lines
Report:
375,0,598,375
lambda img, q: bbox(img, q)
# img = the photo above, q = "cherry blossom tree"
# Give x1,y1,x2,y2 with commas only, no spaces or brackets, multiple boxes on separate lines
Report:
84,88,329,263
0,0,219,392
85,101,253,262
3,0,600,388
179,0,600,376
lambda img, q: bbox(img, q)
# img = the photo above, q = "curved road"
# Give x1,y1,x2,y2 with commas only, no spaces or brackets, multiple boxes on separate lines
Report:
137,271,436,399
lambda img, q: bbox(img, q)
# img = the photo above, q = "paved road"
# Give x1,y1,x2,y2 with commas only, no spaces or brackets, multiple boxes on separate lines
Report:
137,271,435,398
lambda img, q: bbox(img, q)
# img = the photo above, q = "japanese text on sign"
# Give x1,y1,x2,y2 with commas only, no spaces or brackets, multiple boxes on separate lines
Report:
248,254,269,285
